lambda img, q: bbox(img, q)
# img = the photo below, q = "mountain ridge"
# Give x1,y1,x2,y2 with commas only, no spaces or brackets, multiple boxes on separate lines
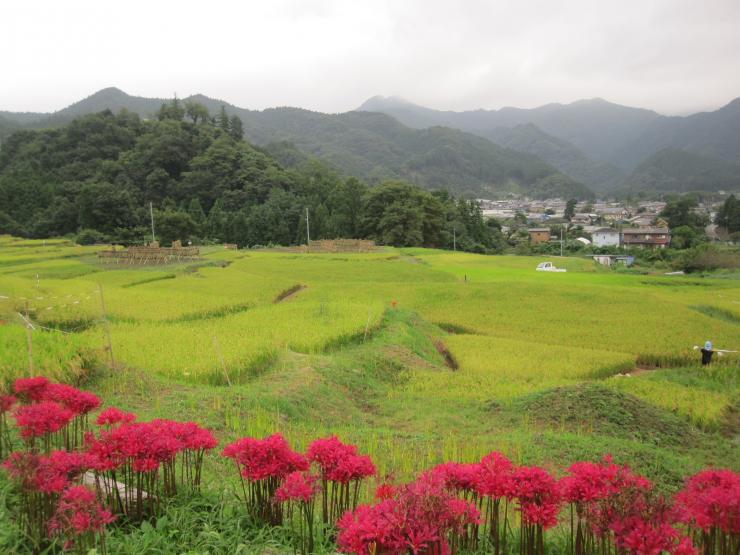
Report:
0,88,593,200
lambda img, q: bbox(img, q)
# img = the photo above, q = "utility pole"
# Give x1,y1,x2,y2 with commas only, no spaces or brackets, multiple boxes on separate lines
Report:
560,227,564,257
98,284,115,368
149,202,156,244
23,301,34,376
305,207,310,251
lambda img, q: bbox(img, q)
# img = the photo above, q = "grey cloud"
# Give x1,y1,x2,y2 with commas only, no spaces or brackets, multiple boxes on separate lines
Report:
1,0,738,115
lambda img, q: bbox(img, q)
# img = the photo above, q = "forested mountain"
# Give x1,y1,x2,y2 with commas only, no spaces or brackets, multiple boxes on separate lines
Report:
358,95,740,194
358,96,660,170
483,124,624,191
0,88,591,200
621,148,740,193
0,115,23,145
0,106,506,253
615,98,740,169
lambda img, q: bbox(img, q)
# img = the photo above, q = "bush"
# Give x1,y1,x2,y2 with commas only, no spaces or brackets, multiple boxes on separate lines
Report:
76,228,107,245
675,245,740,272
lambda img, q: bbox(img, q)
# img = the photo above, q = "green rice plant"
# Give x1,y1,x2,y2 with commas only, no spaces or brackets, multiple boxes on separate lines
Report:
104,300,384,384
0,324,100,388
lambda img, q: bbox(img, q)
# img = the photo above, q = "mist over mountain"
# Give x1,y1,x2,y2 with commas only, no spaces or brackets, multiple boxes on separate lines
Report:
0,88,592,199
358,95,740,194
482,124,624,192
621,148,740,193
3,87,740,197
358,96,660,169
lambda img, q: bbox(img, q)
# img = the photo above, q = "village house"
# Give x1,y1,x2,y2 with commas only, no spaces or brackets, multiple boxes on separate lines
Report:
621,227,671,249
598,207,631,223
628,214,656,227
528,228,551,244
592,228,621,247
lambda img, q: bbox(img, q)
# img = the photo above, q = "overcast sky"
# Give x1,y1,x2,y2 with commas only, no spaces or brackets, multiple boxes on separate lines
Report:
2,0,739,115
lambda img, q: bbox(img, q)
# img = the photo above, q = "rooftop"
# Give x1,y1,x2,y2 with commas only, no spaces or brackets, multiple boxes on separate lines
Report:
622,227,670,234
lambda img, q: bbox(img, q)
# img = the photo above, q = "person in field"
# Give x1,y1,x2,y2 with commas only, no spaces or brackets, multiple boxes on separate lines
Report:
694,341,737,365
700,340,714,366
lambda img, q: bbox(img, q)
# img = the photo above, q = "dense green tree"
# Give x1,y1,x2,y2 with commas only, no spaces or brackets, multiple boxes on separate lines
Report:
564,198,577,221
185,101,210,125
217,106,230,132
0,108,503,253
155,209,198,245
229,115,244,141
325,177,367,238
157,98,185,122
670,225,701,249
660,196,708,230
77,182,137,234
187,198,206,227
716,194,740,233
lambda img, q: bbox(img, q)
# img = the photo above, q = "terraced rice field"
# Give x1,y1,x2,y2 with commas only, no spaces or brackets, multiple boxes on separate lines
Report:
0,235,738,486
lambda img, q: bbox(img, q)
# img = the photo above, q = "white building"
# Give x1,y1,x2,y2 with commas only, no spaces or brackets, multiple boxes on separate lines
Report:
592,228,621,247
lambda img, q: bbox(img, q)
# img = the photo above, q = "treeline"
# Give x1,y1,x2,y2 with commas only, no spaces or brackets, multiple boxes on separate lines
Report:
0,102,504,253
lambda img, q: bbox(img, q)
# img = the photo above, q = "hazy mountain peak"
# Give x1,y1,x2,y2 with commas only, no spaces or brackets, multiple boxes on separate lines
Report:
92,86,129,97
357,95,416,111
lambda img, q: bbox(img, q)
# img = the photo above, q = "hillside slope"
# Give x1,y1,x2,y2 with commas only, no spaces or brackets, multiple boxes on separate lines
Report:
0,88,591,198
358,95,660,170
621,148,740,193
485,123,624,191
359,95,740,194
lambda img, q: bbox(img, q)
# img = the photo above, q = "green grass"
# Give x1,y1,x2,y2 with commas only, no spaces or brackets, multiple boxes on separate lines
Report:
1,237,738,485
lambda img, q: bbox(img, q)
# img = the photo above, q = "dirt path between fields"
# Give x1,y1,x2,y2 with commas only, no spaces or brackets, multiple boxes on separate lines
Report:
627,365,655,377
274,284,307,303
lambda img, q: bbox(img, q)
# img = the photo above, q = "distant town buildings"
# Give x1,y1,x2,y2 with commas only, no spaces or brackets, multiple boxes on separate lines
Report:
621,228,671,249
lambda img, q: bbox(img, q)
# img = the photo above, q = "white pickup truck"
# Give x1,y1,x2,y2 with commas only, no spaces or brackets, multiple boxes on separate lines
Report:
536,262,567,272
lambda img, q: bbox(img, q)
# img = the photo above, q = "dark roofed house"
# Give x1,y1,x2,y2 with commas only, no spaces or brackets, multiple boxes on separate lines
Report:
621,227,671,249
528,228,550,245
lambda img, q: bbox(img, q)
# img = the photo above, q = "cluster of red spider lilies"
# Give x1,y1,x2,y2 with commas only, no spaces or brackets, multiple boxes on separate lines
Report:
1,376,738,555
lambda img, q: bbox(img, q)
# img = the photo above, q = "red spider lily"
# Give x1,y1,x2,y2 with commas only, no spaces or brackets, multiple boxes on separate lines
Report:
338,500,407,554
42,384,100,416
307,436,376,524
276,471,321,504
48,485,115,552
328,454,376,484
2,450,91,494
223,433,308,481
510,466,561,529
376,482,397,500
307,435,356,479
674,469,740,534
475,451,513,499
13,376,50,403
223,433,307,525
338,471,479,555
2,450,41,490
14,401,75,441
276,471,321,554
84,418,217,520
431,462,480,494
559,455,655,555
560,458,626,504
1,394,17,413
35,451,92,494
611,516,696,555
95,407,137,427
509,465,562,555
